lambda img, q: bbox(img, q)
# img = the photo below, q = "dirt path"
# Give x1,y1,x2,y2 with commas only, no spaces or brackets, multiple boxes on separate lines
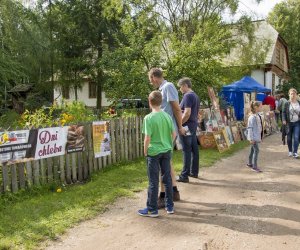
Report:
45,134,300,250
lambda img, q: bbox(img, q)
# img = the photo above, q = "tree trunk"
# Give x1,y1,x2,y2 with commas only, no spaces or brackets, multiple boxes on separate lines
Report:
96,35,103,109
49,0,54,101
74,72,78,100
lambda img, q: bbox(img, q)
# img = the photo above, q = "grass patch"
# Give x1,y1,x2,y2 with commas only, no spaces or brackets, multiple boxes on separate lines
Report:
0,141,249,250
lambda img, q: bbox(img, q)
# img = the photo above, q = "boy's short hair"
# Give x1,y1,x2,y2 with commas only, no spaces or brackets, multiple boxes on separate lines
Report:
178,77,192,88
148,91,162,106
148,68,163,78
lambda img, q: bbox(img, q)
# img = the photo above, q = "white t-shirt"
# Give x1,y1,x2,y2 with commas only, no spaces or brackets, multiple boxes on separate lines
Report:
289,101,300,122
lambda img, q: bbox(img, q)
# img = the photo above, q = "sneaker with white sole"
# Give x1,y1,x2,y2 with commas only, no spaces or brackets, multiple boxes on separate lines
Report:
293,153,299,158
288,152,293,157
165,207,174,214
138,208,158,217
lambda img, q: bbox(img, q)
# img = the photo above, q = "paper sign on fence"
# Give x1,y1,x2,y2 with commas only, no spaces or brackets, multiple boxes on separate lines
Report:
92,121,111,158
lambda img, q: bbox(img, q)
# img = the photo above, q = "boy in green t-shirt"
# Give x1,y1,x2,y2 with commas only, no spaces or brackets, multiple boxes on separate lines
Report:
138,91,176,217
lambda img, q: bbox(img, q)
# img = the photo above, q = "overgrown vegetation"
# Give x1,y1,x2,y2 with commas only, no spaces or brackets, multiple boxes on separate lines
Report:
0,0,267,110
268,0,300,92
0,141,248,249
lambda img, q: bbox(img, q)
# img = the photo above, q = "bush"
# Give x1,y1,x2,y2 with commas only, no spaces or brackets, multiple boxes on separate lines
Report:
0,110,20,130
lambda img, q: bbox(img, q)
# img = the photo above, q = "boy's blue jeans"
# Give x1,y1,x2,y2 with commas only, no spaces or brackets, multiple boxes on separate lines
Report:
248,142,259,167
146,151,173,212
179,128,199,178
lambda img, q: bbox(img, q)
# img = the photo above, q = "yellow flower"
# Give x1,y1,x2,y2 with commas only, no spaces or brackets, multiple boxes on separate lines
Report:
56,188,62,193
61,119,66,126
3,134,9,142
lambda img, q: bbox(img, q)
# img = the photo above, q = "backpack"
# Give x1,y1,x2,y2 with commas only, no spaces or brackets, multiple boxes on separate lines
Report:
278,98,287,112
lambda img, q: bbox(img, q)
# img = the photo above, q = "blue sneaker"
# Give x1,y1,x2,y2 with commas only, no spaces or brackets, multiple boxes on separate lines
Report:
138,208,158,217
165,207,174,214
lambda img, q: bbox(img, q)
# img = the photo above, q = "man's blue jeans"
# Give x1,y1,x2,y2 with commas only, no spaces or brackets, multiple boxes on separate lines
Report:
179,128,199,178
146,151,173,212
287,121,300,154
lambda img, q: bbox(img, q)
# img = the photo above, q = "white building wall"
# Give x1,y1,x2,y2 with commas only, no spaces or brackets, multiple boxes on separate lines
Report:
53,83,112,107
251,70,264,86
265,71,273,91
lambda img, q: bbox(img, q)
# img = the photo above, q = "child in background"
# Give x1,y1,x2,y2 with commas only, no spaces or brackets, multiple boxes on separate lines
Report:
246,101,263,173
138,91,176,217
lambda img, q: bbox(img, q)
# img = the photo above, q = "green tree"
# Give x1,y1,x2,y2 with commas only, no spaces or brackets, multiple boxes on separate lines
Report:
0,0,52,109
268,0,300,89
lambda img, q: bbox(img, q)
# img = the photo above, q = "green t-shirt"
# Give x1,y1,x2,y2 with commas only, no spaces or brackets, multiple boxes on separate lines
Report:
142,111,175,156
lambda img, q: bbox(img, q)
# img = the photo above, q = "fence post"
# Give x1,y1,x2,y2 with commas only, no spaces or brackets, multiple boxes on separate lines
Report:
25,161,33,188
2,163,10,192
33,160,40,186
124,118,129,161
77,152,83,181
128,117,132,161
140,117,143,157
65,154,72,184
40,159,47,184
135,116,140,158
71,153,77,183
11,164,18,193
111,120,116,164
59,155,66,183
18,163,26,189
86,124,94,176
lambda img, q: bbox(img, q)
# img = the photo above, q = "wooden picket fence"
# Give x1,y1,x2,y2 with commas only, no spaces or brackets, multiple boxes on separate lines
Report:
0,116,144,193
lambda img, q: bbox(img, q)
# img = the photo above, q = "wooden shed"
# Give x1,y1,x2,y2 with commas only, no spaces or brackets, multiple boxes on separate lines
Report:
8,84,32,114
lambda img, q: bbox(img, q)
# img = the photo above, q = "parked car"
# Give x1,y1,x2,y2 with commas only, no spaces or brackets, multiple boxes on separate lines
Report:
116,99,149,109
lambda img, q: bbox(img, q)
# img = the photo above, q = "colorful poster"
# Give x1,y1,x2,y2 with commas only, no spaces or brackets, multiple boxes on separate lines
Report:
225,126,234,144
92,121,111,158
0,129,38,165
35,126,68,159
66,125,86,153
213,129,230,153
230,125,241,143
198,132,216,149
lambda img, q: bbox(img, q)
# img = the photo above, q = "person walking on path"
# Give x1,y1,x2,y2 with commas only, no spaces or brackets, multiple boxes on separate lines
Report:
263,92,276,111
138,91,176,217
246,101,263,173
282,88,300,158
176,78,200,183
148,68,185,208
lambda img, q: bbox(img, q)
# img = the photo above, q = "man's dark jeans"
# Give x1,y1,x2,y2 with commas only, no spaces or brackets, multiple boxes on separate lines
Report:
146,151,173,212
179,128,199,178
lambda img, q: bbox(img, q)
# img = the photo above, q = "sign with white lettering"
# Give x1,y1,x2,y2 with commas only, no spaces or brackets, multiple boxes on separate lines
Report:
0,129,38,165
34,127,68,159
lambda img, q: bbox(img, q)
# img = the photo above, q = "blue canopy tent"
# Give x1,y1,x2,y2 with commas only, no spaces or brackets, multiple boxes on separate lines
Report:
221,76,271,120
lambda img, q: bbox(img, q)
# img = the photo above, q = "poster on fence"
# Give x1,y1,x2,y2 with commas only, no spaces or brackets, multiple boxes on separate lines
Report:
66,125,86,153
92,121,111,158
34,126,68,159
0,129,38,165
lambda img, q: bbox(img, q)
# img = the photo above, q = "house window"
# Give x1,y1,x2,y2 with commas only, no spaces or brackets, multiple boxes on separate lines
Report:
89,82,97,98
62,86,70,99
